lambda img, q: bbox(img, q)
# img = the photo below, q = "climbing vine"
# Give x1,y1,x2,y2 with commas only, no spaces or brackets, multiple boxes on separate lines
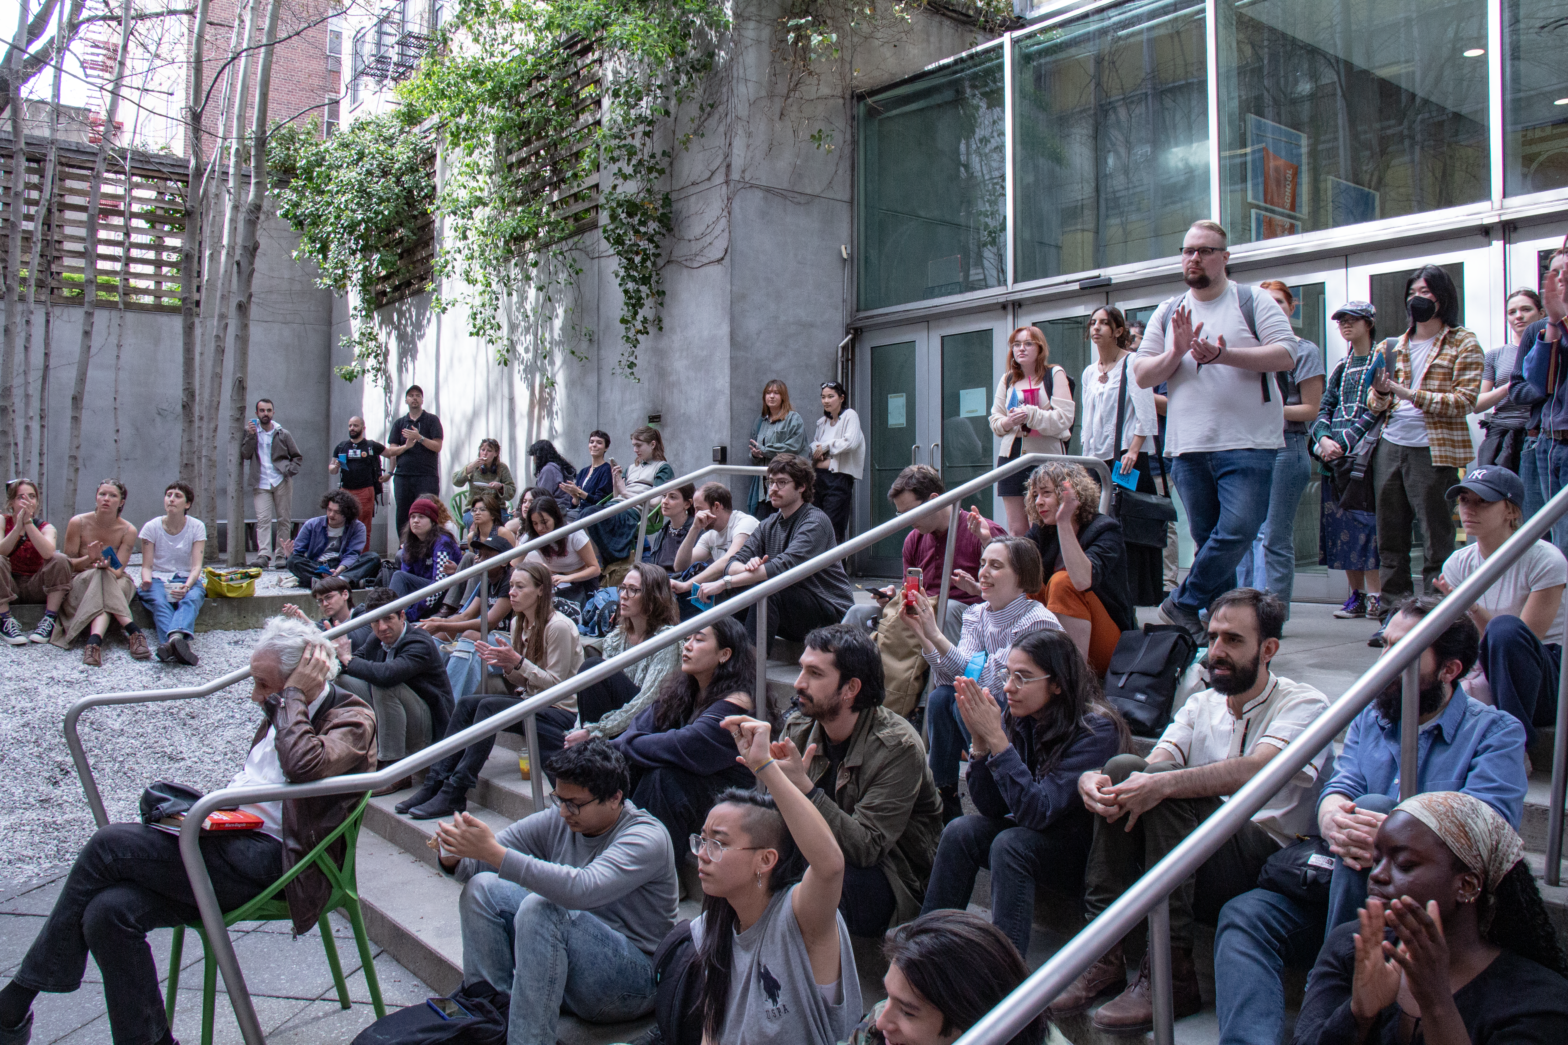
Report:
270,114,436,387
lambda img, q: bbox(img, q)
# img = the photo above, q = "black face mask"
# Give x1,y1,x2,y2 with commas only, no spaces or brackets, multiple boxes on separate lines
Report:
1407,295,1438,324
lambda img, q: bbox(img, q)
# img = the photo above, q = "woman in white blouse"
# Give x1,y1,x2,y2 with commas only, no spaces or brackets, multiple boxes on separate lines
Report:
989,326,1075,535
810,380,864,543
1079,305,1164,605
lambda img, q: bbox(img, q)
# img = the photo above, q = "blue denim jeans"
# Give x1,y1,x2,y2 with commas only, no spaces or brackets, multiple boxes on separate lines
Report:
135,574,206,643
1170,449,1276,615
1520,434,1545,524
459,873,657,1045
1213,888,1323,1045
1477,614,1561,747
926,684,1003,790
1236,433,1311,611
1324,793,1397,931
1538,436,1568,557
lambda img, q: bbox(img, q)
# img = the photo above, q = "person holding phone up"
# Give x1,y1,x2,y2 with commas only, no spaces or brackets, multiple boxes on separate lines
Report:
52,478,149,665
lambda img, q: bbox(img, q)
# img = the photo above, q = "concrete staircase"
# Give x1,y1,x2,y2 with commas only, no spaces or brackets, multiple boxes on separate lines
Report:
349,648,1568,1045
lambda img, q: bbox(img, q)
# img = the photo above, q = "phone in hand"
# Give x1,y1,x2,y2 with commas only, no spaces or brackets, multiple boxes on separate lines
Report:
427,996,472,1021
102,547,122,569
903,567,924,609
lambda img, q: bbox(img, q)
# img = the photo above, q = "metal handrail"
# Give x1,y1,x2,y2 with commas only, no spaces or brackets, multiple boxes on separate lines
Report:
91,451,1109,1045
955,482,1568,1045
63,463,768,827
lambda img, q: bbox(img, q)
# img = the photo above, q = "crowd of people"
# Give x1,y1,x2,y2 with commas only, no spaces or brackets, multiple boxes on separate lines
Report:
4,221,1568,1045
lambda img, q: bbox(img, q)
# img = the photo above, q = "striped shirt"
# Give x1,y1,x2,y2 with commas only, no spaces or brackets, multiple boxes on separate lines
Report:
924,594,1061,696
1366,326,1484,468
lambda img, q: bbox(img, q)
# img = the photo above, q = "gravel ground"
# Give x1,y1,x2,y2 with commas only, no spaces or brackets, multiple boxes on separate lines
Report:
0,628,271,881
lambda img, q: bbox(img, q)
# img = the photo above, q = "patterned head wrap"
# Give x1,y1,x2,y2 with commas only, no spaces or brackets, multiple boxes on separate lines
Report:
1394,791,1524,893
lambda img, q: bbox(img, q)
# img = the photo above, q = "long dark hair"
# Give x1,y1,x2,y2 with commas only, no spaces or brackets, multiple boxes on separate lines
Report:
1007,630,1131,773
652,616,756,731
695,788,806,1041
526,495,570,558
1484,861,1568,977
528,439,576,483
1404,264,1462,333
882,911,1046,1045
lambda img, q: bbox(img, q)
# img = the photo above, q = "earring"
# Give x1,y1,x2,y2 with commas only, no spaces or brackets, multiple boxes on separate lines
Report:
756,871,764,888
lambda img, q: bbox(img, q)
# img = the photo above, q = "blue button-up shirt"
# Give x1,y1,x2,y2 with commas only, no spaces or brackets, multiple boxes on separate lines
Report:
1319,688,1527,827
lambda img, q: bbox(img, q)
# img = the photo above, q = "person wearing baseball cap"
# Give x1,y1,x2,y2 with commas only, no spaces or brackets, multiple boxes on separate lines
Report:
1312,301,1386,626
1435,464,1567,745
416,530,516,642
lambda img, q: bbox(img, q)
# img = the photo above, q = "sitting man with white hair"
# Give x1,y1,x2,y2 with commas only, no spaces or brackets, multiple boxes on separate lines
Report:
0,616,377,1045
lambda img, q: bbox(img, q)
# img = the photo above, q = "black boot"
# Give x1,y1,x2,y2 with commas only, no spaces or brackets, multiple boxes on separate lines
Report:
408,781,468,820
938,784,963,825
395,774,446,815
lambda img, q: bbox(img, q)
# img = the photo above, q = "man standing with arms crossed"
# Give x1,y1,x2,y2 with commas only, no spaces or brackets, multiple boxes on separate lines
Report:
383,385,445,534
241,398,304,569
330,416,386,535
1133,220,1297,642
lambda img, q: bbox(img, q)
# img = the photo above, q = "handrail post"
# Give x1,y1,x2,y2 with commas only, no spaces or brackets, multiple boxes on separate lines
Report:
935,502,961,632
478,577,490,644
1149,896,1175,1045
525,711,544,811
755,596,770,718
633,504,649,564
1399,659,1420,802
1547,640,1568,885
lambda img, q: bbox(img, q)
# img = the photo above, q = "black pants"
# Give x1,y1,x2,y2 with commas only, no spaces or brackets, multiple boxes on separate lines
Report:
629,764,752,856
427,694,575,791
1477,424,1526,474
839,863,898,937
813,470,854,544
575,655,640,725
394,474,441,534
15,823,282,1045
744,583,849,652
285,551,381,590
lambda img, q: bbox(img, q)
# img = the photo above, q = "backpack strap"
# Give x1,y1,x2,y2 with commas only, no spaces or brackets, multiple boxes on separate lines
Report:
1234,283,1278,404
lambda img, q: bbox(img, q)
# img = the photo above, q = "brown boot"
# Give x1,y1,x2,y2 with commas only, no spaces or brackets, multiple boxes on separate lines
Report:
1048,942,1125,1017
82,642,103,667
1090,948,1203,1034
126,631,152,660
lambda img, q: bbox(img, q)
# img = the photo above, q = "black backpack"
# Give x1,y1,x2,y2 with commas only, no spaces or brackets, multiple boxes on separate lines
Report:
1102,624,1198,737
350,981,509,1045
650,919,704,1045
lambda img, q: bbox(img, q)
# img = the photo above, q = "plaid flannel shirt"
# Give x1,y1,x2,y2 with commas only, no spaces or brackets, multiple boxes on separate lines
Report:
1366,326,1484,468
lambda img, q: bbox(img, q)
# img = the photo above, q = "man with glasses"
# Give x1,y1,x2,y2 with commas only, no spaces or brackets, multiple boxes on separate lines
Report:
434,738,677,1045
1057,589,1329,1032
700,454,853,652
1133,220,1299,643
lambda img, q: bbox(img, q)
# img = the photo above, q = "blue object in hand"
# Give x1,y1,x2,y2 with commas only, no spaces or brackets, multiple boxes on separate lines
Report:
1111,465,1140,491
963,651,987,680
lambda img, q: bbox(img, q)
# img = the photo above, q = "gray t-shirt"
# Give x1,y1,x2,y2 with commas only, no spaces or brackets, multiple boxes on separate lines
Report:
1283,338,1327,434
689,884,862,1045
452,801,678,955
1483,346,1532,429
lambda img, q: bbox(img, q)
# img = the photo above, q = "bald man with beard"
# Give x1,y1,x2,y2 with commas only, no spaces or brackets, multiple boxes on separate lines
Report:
331,416,388,529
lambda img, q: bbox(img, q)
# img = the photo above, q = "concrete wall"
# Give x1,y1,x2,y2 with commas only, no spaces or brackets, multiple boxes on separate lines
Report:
347,1,990,552
9,213,338,533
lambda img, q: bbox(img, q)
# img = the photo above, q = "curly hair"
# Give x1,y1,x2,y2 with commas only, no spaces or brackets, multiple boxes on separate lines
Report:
1484,861,1568,978
1023,462,1100,532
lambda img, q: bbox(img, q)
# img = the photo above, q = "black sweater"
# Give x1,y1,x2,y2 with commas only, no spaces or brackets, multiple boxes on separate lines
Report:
1027,515,1135,632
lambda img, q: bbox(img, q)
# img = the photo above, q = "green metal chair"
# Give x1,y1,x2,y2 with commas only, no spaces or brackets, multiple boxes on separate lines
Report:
164,792,385,1045
449,490,472,542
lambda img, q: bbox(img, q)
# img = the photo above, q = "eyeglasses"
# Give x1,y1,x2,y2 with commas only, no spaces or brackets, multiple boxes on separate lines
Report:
1003,670,1051,687
766,478,794,489
689,833,765,862
1180,246,1223,259
547,792,601,816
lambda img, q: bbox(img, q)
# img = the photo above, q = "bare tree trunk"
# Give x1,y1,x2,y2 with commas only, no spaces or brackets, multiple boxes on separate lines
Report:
1,0,31,478
36,3,63,515
225,0,281,565
199,0,254,537
64,0,132,516
20,126,50,477
178,0,211,483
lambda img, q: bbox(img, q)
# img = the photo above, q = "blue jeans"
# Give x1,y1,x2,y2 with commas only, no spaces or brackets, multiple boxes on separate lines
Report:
927,684,1003,790
1213,888,1323,1045
459,873,657,1045
1521,434,1545,524
135,575,206,643
1236,433,1310,611
1538,436,1568,557
1324,793,1398,930
1170,449,1276,615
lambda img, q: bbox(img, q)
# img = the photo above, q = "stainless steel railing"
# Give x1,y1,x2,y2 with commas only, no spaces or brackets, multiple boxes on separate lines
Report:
65,451,1108,1045
955,482,1568,1045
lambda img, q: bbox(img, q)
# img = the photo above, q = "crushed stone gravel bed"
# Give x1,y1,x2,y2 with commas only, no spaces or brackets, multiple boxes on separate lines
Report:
0,628,271,881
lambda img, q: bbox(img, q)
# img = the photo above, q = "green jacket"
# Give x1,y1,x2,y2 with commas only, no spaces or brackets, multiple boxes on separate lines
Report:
783,704,943,926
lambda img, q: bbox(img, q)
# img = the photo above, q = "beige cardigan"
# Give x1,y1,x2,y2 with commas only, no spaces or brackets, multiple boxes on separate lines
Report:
503,610,585,712
989,369,1075,459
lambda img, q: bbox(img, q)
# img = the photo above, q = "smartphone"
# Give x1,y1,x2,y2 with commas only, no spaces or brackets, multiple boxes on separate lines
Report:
903,567,923,608
102,547,122,569
427,996,472,1021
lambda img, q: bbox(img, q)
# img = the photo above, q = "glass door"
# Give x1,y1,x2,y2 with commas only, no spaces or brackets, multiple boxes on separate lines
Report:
930,318,1006,524
1025,294,1109,456
862,323,933,574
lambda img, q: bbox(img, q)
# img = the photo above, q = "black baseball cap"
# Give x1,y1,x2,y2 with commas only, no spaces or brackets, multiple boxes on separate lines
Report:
471,533,515,555
1447,465,1525,508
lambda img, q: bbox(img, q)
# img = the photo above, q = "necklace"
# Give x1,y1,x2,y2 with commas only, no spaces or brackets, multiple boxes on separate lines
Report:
1095,354,1121,383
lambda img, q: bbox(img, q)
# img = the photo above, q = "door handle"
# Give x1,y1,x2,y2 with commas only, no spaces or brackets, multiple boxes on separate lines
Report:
911,444,920,466
931,442,941,473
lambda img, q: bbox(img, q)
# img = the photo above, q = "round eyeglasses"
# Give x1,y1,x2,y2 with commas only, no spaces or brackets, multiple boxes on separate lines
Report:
689,833,765,862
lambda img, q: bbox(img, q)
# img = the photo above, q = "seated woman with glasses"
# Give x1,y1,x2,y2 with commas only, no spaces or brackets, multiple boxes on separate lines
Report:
684,716,861,1045
919,630,1129,959
612,617,758,855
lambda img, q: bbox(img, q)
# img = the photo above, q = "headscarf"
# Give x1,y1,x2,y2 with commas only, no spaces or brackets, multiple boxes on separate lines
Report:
1394,791,1523,893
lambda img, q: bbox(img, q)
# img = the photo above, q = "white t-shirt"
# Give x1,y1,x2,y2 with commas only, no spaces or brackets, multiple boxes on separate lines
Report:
1079,356,1158,460
1443,539,1568,648
139,515,208,580
527,529,593,575
1135,282,1296,455
1382,336,1438,448
694,510,759,563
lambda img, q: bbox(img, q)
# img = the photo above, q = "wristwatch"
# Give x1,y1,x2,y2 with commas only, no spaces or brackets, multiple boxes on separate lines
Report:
723,576,732,592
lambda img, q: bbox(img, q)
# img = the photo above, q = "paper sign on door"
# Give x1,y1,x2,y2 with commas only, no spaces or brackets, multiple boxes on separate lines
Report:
887,393,907,428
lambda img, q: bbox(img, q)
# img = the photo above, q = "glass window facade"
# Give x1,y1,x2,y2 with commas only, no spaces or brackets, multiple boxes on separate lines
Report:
855,0,1565,309
856,50,1007,311
1014,0,1209,282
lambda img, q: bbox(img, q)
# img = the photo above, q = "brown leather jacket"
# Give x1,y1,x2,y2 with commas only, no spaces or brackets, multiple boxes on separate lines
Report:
252,682,377,934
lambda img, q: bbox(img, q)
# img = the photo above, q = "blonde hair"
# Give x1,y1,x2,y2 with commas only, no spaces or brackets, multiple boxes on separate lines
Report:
1189,219,1229,245
1024,463,1101,532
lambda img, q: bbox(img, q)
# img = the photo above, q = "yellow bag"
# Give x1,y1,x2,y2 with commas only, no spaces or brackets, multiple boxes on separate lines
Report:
201,566,261,598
